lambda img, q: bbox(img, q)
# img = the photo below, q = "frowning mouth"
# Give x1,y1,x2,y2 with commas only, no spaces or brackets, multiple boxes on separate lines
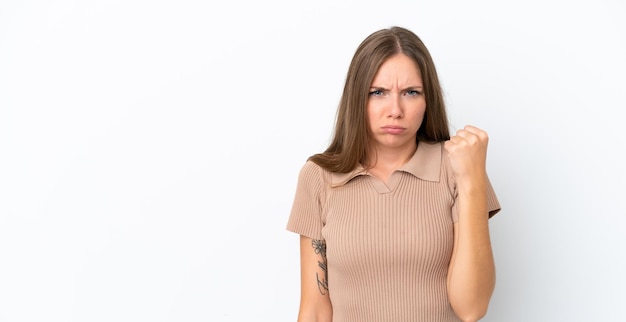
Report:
381,125,406,134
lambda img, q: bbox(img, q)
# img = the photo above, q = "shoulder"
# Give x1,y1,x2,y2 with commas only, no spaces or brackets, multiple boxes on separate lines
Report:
296,160,331,189
299,159,325,178
292,160,332,207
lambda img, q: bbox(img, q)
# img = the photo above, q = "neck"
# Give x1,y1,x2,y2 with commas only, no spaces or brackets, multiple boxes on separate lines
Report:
366,141,417,171
363,142,417,185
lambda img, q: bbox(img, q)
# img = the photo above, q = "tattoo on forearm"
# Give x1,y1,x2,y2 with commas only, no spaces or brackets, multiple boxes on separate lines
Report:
312,239,328,295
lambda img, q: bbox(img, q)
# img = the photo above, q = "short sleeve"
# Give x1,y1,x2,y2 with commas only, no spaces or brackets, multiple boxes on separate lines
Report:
486,177,501,218
285,161,326,240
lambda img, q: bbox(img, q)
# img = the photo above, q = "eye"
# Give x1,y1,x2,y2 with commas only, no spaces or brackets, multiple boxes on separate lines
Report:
369,89,384,96
405,89,422,96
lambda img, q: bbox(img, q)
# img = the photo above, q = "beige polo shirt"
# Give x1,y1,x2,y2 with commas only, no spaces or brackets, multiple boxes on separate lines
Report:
286,141,501,322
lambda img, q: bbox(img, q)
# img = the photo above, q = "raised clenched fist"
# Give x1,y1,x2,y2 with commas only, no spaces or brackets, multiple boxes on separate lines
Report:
444,125,489,183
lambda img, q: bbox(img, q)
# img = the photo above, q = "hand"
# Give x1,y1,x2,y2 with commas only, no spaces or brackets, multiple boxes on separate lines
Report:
444,125,489,183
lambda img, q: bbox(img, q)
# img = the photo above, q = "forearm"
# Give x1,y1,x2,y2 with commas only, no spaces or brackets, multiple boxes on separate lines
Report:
298,236,333,322
447,176,495,321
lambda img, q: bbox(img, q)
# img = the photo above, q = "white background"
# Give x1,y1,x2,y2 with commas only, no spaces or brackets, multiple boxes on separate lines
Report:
1,0,625,321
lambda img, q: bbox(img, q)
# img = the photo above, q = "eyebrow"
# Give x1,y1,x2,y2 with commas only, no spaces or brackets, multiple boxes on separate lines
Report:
369,85,423,90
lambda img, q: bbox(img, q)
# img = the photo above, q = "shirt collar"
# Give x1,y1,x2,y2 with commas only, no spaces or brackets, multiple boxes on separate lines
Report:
329,141,442,187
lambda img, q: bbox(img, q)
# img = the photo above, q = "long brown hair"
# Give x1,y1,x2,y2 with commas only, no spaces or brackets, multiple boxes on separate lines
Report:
309,26,450,173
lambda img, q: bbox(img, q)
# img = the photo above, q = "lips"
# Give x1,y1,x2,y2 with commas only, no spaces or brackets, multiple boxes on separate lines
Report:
381,125,406,134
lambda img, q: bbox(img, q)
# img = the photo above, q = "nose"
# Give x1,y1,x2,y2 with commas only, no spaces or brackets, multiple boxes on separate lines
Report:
388,94,403,119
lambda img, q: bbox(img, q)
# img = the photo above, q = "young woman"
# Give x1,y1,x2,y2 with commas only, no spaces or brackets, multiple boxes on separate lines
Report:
286,26,501,322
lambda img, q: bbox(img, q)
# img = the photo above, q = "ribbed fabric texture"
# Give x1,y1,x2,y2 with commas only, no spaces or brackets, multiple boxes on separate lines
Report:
286,142,501,322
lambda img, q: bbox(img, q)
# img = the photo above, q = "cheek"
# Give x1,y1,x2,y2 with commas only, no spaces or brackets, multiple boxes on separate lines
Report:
409,103,427,128
410,102,427,117
366,102,382,121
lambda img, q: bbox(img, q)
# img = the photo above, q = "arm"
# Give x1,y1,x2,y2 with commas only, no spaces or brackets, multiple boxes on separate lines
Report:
297,235,332,322
444,125,495,322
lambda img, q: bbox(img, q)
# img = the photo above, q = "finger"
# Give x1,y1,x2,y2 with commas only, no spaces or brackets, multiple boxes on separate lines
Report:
463,125,489,141
443,139,457,151
463,125,480,132
444,136,466,153
447,135,465,145
454,129,478,143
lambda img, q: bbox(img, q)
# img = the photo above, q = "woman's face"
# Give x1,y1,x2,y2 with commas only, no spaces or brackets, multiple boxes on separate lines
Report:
366,53,426,152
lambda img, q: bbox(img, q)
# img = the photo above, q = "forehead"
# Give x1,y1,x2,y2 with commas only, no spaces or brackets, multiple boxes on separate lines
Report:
371,54,422,84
